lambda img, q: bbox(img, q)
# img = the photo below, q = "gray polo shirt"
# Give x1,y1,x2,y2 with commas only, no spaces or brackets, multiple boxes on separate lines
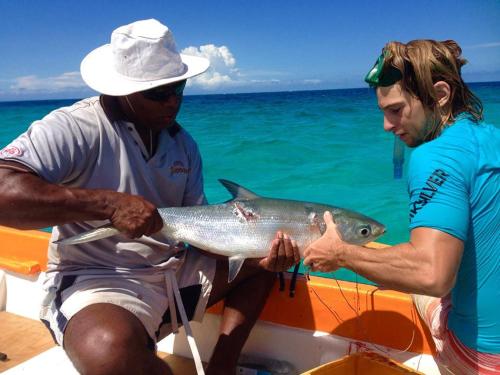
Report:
0,97,206,274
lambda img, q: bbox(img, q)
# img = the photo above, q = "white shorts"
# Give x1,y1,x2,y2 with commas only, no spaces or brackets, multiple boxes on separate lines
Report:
40,248,216,347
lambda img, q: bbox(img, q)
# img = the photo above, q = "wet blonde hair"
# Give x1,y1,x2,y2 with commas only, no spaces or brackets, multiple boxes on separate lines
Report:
383,40,483,140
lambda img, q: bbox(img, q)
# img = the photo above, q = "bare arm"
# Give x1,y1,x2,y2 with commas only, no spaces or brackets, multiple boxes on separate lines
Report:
0,162,163,238
303,211,463,297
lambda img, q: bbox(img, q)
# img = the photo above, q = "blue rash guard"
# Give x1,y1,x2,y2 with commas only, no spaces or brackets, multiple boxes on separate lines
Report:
408,116,499,354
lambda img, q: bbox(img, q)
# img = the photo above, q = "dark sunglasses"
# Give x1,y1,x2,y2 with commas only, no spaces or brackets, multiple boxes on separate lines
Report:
141,80,186,102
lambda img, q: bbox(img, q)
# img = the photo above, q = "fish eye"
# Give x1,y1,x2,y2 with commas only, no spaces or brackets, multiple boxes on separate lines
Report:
358,225,371,237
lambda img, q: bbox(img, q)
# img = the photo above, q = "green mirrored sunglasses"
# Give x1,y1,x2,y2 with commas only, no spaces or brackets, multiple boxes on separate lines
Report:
364,51,402,87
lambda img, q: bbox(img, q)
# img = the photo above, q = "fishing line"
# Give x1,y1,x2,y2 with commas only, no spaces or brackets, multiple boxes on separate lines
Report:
358,286,417,356
306,272,344,324
333,277,360,317
306,272,417,357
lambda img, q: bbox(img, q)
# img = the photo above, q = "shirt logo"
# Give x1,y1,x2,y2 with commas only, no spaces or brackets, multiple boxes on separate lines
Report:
409,169,449,220
0,146,23,157
170,161,190,175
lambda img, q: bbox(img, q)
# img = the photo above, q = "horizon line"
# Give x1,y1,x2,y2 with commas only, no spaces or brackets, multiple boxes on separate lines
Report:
1,80,499,104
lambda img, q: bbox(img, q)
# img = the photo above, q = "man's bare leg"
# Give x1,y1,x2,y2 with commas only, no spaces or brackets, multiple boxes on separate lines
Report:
64,303,173,375
205,259,276,375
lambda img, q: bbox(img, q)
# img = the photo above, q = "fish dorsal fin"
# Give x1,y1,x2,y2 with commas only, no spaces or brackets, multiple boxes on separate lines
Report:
218,179,260,200
228,255,246,283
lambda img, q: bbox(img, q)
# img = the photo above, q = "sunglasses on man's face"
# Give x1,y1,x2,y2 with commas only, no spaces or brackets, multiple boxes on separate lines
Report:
141,80,187,102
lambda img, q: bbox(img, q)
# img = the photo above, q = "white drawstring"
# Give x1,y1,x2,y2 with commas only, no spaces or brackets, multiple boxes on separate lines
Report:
165,271,178,333
165,270,205,375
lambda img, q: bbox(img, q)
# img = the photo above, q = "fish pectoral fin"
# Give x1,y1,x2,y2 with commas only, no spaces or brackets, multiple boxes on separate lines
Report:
218,179,260,200
227,255,246,283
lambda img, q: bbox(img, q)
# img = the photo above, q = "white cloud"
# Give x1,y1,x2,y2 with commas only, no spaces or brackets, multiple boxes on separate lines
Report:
180,44,324,91
181,44,242,89
465,42,500,49
10,71,86,92
302,79,322,84
3,45,325,98
249,79,281,84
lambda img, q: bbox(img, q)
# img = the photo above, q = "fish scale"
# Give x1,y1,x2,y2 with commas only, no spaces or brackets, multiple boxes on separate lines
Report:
158,202,318,257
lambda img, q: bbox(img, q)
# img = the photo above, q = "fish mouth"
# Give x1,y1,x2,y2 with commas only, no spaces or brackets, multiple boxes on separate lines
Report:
371,223,386,240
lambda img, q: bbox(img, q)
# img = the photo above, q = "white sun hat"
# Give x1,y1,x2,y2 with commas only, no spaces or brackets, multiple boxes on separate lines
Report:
81,19,209,96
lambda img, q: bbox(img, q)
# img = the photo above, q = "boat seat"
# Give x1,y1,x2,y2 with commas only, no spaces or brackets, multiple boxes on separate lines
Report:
0,311,198,374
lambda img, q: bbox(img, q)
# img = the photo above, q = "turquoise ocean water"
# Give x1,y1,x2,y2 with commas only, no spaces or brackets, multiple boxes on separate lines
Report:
1,82,499,284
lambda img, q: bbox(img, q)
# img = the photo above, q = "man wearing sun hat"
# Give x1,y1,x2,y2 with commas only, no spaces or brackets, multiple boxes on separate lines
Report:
0,19,299,374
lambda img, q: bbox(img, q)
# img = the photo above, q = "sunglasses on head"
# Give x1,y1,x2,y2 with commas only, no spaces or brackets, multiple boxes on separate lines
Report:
364,51,402,87
141,80,187,102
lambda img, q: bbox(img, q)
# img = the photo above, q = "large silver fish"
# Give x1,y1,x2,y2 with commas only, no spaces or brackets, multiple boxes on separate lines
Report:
56,180,385,281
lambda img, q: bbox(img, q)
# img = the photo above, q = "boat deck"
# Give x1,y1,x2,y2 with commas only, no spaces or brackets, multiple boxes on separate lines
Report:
0,311,198,374
0,312,54,372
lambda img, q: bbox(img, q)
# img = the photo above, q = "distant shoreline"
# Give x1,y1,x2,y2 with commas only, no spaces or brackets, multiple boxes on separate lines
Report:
1,81,499,105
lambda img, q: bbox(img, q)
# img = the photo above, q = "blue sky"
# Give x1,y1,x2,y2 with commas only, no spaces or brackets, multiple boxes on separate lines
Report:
0,0,498,101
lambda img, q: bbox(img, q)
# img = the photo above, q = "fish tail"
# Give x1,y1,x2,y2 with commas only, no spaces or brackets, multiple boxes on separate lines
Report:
54,224,120,245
